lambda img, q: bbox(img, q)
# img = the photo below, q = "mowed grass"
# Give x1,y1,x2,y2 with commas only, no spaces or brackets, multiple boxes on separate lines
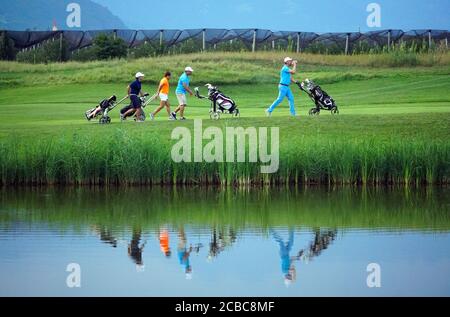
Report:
0,52,449,185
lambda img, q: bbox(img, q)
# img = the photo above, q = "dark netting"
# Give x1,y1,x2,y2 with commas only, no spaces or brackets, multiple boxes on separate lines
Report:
174,29,203,44
402,29,449,42
140,30,161,41
204,29,237,44
317,32,362,46
82,30,115,46
63,31,89,50
3,28,448,52
361,29,404,46
230,29,255,43
115,29,138,47
160,29,184,46
6,30,57,48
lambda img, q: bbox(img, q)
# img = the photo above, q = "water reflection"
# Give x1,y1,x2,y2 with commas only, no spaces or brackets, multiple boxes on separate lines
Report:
0,187,449,296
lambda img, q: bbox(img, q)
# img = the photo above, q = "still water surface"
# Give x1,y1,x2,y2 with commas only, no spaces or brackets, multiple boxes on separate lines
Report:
0,187,449,296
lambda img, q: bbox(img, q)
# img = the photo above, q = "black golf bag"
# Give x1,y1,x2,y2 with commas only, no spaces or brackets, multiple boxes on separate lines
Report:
195,84,240,120
297,79,339,115
85,95,127,124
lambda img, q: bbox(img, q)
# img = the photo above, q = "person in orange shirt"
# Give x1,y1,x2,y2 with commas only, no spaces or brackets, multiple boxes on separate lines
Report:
159,228,171,257
150,71,175,120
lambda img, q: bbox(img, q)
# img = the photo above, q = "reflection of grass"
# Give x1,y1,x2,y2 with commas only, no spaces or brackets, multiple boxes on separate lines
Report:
0,52,449,185
1,187,449,231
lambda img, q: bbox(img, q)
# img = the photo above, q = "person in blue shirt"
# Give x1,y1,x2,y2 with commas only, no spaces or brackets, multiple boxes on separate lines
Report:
171,67,194,120
121,72,146,122
266,57,298,117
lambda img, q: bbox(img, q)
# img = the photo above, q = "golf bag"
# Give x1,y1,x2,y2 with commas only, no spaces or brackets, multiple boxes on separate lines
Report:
297,79,339,115
119,93,158,122
195,84,240,120
85,95,127,124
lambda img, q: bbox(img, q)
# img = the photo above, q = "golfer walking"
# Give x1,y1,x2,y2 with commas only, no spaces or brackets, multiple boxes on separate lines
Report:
266,57,297,117
150,71,175,120
122,72,146,122
172,67,194,120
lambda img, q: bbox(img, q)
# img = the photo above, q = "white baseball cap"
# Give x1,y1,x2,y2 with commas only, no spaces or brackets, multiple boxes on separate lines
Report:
185,66,194,72
135,72,145,78
284,57,293,63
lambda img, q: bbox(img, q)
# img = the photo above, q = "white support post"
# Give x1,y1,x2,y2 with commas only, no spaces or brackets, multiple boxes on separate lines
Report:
202,29,206,51
252,29,256,52
271,40,275,50
59,32,63,62
387,30,391,51
159,30,163,46
428,30,432,51
345,33,349,55
296,33,300,53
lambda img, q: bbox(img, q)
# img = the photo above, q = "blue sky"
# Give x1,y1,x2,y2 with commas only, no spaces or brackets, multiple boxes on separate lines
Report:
92,0,449,32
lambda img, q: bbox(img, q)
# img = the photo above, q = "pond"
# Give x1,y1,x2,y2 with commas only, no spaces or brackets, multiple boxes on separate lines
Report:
0,187,449,296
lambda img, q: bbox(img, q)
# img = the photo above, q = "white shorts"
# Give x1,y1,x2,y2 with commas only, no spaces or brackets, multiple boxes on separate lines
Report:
159,93,168,101
176,93,187,106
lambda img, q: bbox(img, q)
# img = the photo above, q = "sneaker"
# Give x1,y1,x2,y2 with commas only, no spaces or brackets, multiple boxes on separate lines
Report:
150,113,155,121
171,112,177,120
135,119,145,123
265,109,272,117
169,116,176,121
180,117,186,121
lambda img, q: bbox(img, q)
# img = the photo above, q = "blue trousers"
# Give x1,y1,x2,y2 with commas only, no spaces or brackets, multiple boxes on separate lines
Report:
268,85,296,116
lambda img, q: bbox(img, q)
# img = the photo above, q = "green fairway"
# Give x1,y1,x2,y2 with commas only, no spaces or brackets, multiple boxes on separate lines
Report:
0,52,449,185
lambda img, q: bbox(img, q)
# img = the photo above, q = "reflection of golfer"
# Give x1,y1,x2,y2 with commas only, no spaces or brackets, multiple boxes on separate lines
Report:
159,228,171,257
128,227,145,269
266,57,297,117
271,229,301,287
172,67,194,120
178,228,193,279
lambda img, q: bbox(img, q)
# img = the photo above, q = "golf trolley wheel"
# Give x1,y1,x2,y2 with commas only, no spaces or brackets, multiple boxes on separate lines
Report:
331,106,339,115
99,116,111,124
233,109,240,118
210,112,220,120
309,108,320,116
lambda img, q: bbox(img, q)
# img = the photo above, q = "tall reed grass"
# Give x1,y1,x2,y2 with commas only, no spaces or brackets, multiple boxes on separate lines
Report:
0,131,448,186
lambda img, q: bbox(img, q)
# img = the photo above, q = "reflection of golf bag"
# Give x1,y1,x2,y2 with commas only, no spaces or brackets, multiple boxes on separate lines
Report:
85,95,127,124
119,93,158,121
195,84,240,120
297,79,339,115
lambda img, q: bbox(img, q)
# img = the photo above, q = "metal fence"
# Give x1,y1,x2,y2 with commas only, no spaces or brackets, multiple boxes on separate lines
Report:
3,28,449,54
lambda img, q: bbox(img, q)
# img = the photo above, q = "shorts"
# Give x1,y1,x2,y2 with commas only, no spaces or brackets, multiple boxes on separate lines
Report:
159,93,169,102
130,94,142,109
176,93,187,106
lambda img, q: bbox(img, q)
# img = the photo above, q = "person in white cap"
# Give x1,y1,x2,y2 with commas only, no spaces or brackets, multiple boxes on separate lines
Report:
122,72,146,122
171,66,194,120
266,57,298,117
